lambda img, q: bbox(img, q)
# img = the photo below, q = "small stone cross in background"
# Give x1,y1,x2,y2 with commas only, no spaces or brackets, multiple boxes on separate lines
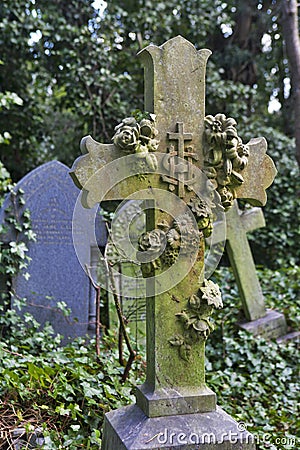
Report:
209,200,267,320
211,200,293,340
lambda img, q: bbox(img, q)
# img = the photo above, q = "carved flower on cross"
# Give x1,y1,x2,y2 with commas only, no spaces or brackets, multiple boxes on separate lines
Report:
140,118,159,150
187,196,213,237
204,114,238,159
166,228,181,249
112,116,159,171
138,212,202,272
112,117,140,153
169,278,223,361
167,213,201,256
138,229,166,254
174,213,195,235
199,279,223,309
203,113,249,210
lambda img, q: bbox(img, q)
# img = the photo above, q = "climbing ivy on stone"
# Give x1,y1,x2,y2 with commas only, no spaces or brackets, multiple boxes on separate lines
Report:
0,162,36,284
138,195,215,274
169,279,223,361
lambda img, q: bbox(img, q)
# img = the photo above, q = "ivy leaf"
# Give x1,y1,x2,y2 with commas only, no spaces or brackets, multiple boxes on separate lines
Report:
81,381,100,398
189,294,201,310
185,315,198,329
55,404,71,416
193,320,209,332
9,242,28,259
169,334,184,346
179,344,191,362
192,320,210,337
175,311,190,324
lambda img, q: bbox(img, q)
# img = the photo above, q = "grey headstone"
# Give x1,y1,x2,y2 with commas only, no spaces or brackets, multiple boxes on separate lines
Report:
0,161,107,342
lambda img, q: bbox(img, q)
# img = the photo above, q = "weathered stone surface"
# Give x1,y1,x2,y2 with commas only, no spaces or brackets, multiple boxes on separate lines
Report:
102,404,256,449
238,309,287,340
223,201,266,321
0,161,106,342
135,384,216,418
276,331,300,344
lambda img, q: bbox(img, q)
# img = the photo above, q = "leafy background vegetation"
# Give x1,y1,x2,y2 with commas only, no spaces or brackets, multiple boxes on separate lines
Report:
1,0,299,267
0,1,299,449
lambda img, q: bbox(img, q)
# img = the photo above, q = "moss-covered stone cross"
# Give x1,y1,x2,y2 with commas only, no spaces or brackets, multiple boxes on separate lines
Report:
70,36,276,419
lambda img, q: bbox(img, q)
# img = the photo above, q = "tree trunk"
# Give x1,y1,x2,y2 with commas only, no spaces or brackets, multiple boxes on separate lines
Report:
281,0,300,167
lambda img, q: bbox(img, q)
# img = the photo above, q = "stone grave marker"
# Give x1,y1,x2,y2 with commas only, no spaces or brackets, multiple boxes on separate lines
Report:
71,36,276,449
211,200,288,339
0,161,107,342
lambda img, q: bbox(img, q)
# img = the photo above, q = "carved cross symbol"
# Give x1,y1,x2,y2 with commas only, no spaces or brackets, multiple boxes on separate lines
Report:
162,122,199,197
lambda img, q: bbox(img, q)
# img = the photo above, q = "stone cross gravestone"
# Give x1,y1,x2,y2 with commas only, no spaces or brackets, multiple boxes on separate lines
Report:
71,36,276,449
0,161,107,342
211,200,288,340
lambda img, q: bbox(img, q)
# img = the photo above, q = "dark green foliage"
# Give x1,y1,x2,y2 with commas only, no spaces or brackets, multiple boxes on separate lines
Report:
0,0,140,179
0,315,144,448
206,266,300,450
0,163,36,286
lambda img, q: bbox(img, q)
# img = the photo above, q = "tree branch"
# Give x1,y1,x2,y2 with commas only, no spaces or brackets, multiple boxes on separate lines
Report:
281,0,300,166
103,257,136,382
85,264,102,357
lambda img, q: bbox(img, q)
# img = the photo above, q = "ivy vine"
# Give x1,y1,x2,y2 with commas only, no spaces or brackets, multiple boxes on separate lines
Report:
169,279,223,361
0,161,36,290
137,195,214,274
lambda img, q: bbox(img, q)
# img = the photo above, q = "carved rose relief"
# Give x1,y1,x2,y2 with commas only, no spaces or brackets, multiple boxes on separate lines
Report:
203,113,249,210
112,116,159,171
169,279,223,361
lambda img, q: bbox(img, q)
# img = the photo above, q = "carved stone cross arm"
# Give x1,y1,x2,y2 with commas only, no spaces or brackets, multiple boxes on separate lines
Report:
234,137,277,206
71,35,276,213
70,37,215,208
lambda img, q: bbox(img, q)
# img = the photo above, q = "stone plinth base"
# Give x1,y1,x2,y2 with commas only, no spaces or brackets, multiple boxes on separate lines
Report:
101,405,255,449
276,331,300,344
238,309,287,340
135,384,216,417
